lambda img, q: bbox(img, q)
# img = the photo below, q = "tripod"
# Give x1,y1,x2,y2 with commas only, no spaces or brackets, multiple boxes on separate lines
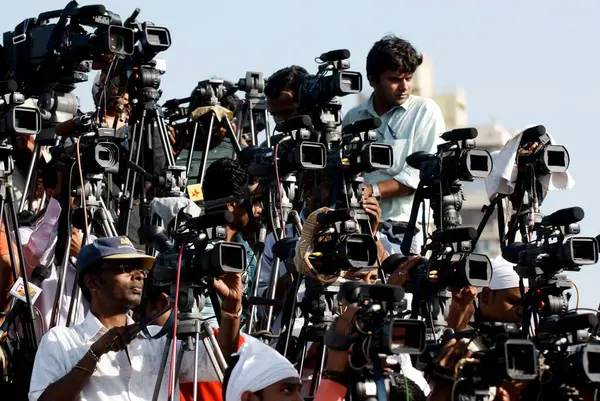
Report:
152,285,227,401
235,71,270,147
0,138,41,399
295,278,340,397
118,62,176,238
258,173,298,333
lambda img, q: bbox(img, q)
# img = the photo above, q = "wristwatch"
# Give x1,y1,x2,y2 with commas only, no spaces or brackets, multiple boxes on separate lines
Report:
371,184,381,199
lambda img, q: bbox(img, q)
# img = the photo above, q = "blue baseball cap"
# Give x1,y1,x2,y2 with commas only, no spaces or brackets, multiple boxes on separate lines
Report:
76,236,155,275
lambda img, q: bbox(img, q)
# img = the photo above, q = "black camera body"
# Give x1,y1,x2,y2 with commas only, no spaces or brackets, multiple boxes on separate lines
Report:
334,282,426,371
3,2,134,92
307,208,378,278
138,210,247,297
407,128,493,184
241,115,326,178
297,49,361,110
503,206,599,278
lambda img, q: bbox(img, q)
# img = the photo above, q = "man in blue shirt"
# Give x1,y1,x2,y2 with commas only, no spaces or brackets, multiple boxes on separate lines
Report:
202,157,262,327
343,35,445,255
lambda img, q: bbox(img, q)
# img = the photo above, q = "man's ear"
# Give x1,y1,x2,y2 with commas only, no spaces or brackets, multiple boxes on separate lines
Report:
83,273,101,294
158,292,170,311
241,391,258,401
367,74,377,88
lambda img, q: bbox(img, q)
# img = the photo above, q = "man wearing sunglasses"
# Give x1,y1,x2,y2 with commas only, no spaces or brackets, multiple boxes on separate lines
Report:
29,236,243,401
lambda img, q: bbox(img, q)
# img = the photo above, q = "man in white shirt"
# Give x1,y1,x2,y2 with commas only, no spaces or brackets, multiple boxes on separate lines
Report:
343,34,446,255
29,235,244,401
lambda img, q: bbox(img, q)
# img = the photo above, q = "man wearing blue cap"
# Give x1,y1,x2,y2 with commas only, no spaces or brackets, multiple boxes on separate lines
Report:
29,236,243,401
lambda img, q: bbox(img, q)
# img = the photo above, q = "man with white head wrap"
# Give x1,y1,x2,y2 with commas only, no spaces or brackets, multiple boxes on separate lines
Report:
478,254,526,325
223,335,302,401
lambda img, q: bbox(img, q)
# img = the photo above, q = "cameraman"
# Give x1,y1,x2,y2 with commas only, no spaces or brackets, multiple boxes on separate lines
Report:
29,236,244,401
257,172,388,335
172,93,246,185
313,306,427,401
343,35,445,255
202,157,262,327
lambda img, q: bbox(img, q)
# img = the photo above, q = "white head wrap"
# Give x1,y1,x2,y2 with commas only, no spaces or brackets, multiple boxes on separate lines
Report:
225,336,299,401
489,254,527,290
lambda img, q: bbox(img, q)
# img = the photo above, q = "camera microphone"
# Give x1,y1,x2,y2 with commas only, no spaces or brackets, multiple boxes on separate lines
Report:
319,49,351,63
501,242,529,265
0,79,18,94
342,117,382,136
316,208,356,225
274,115,313,133
440,127,478,142
520,125,547,143
541,206,585,227
430,227,478,244
406,151,438,170
186,211,234,230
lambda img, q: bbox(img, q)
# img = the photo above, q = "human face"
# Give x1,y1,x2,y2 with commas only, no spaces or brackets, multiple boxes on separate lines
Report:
345,268,378,285
369,70,413,110
479,287,524,324
230,182,263,232
242,377,302,401
267,90,298,123
85,259,147,312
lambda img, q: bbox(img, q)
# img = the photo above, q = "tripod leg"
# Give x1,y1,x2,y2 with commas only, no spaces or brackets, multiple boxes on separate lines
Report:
152,110,176,167
223,117,242,155
185,122,200,180
119,117,146,236
18,142,40,212
5,186,39,347
264,254,282,332
65,272,80,327
197,113,216,187
152,336,172,401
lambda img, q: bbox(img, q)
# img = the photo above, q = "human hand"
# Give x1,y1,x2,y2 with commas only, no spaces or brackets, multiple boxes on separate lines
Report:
212,272,243,314
90,326,134,356
387,255,422,287
450,286,478,308
360,196,381,235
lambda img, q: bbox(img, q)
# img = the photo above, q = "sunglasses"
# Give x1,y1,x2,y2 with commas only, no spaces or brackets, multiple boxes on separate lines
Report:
102,262,149,278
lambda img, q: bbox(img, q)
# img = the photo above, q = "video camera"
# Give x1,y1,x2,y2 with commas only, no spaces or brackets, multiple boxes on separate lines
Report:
535,312,600,395
121,8,171,104
406,127,493,185
138,210,247,296
502,206,599,278
306,208,378,278
324,116,394,175
439,324,538,400
330,282,425,369
298,49,362,109
384,227,493,295
0,80,41,136
240,115,326,178
3,1,134,92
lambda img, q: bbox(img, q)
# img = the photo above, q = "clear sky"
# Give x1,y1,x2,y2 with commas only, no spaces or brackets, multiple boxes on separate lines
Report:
2,0,599,309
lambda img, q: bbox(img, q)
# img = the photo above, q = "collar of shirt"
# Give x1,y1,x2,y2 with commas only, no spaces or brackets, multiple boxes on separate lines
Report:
80,312,136,342
365,93,412,117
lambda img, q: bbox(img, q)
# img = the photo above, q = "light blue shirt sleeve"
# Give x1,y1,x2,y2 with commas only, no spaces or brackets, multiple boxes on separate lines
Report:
392,99,446,189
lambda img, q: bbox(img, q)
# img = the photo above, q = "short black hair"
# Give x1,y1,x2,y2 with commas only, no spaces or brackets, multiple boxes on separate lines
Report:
203,157,248,203
78,262,103,303
366,35,423,82
264,65,308,100
392,374,426,401
221,93,241,114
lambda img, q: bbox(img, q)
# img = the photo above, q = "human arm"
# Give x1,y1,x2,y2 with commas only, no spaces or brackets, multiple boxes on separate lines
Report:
446,287,478,332
32,326,133,401
364,100,445,200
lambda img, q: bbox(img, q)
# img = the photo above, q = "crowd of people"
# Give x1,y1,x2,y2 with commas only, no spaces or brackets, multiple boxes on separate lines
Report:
0,32,595,401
